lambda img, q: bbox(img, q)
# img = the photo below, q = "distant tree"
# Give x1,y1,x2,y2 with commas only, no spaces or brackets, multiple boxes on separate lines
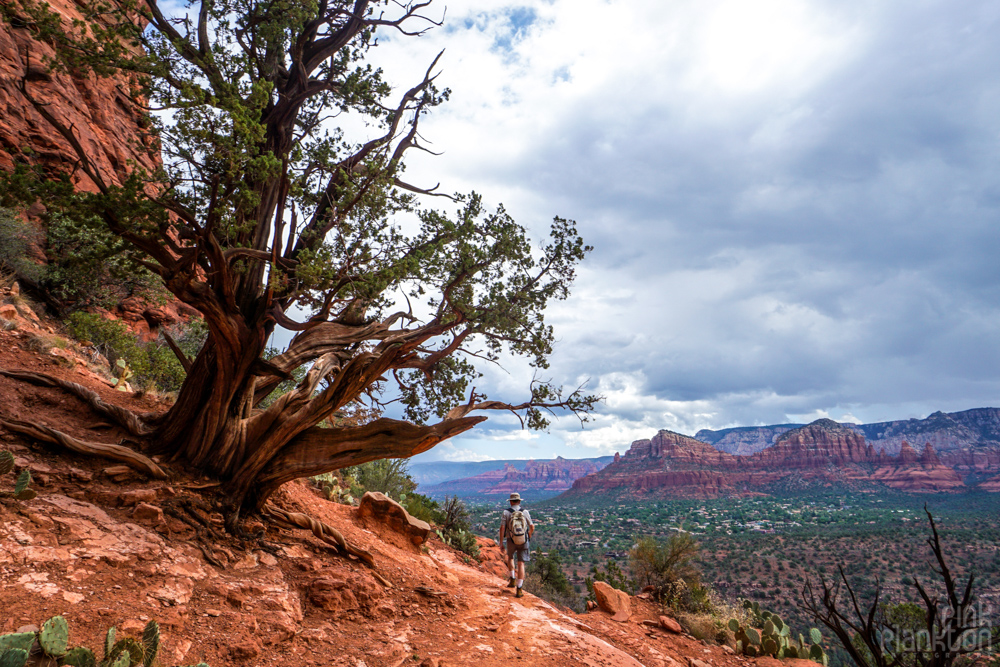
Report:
342,458,414,500
630,533,701,592
0,0,596,545
585,559,633,599
530,551,572,597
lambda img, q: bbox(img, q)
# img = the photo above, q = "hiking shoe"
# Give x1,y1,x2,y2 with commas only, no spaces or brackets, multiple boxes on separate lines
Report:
506,577,516,588
515,587,524,598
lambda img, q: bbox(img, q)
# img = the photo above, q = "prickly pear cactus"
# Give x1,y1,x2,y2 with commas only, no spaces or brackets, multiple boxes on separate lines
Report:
107,637,143,666
40,615,69,656
0,618,209,667
141,620,159,667
0,634,34,653
0,451,13,476
0,648,29,667
729,603,826,664
63,646,97,667
104,626,116,660
0,449,35,501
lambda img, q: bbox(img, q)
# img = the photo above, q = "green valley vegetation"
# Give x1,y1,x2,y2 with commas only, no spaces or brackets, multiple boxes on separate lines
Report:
469,492,1000,664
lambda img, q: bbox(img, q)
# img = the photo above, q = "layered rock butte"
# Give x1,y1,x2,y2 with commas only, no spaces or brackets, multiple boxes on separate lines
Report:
565,419,979,499
697,408,1000,468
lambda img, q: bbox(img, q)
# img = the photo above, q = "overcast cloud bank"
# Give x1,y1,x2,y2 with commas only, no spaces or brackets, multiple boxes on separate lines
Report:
343,0,1000,461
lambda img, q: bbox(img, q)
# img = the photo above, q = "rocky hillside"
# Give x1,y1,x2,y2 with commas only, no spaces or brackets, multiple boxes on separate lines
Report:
564,419,984,499
0,292,798,667
420,457,608,500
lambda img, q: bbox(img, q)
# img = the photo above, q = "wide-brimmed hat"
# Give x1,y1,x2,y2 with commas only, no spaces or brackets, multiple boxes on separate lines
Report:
509,492,521,503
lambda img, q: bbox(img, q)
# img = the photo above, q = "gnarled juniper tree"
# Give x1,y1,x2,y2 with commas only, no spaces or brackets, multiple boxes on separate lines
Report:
0,0,595,533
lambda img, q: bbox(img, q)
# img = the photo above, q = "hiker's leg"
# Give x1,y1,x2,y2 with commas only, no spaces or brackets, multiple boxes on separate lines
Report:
516,558,526,581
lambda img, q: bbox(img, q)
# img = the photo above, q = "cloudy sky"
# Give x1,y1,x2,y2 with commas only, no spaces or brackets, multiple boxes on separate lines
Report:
349,0,1000,462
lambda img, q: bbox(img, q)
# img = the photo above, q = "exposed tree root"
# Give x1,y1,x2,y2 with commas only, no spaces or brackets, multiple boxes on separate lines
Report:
0,418,168,479
0,369,154,437
161,498,229,568
263,504,375,567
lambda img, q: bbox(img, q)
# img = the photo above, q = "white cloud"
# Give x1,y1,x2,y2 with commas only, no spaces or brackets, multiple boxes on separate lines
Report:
373,0,1000,462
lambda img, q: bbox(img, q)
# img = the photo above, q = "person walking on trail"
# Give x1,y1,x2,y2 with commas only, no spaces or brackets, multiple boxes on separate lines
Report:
499,492,535,598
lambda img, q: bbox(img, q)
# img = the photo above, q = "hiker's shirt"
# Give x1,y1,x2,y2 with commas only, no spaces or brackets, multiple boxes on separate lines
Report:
501,506,534,549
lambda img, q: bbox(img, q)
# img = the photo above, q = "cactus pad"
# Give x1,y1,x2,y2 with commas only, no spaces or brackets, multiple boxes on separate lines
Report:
0,648,29,667
109,637,143,666
13,470,31,497
0,451,14,475
727,619,739,633
40,616,69,656
810,628,823,645
62,646,97,667
141,620,159,667
104,627,116,659
0,634,34,653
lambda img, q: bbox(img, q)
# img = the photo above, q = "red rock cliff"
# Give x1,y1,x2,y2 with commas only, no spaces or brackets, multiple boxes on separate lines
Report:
0,0,158,190
565,420,969,499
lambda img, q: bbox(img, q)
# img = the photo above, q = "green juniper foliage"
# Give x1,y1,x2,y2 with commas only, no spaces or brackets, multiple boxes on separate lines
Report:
0,0,596,522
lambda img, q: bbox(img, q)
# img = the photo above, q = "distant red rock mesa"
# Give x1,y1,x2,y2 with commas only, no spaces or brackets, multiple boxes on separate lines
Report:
424,457,605,497
564,419,984,499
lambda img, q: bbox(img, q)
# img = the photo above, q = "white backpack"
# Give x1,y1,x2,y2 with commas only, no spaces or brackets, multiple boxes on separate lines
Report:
508,509,528,546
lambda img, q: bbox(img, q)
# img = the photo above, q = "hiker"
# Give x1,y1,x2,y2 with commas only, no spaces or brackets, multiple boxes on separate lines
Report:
498,491,535,598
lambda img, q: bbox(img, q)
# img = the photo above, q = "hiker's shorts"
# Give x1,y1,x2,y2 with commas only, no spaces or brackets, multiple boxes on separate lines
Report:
505,538,531,562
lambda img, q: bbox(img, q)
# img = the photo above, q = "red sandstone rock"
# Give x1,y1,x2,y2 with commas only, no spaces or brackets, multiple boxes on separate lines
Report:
593,581,630,622
357,491,430,547
660,615,682,633
307,577,359,612
131,502,164,526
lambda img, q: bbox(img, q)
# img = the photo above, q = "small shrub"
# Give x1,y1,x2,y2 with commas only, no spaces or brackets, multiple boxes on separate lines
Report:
400,492,444,525
0,265,17,289
0,207,44,283
527,550,581,609
65,312,188,392
585,559,634,600
43,211,166,310
24,333,55,354
340,458,416,501
630,532,701,604
677,612,720,643
432,496,479,560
